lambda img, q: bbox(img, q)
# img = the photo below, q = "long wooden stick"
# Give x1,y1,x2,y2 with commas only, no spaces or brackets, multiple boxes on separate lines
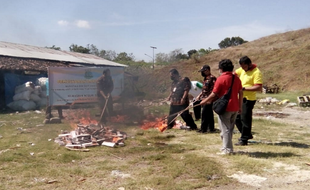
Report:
166,103,200,119
166,103,201,126
99,94,110,123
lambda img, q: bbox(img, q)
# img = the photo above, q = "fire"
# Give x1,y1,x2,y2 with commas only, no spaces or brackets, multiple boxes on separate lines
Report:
110,115,129,123
66,109,99,129
140,118,168,132
79,117,98,125
112,137,120,143
69,116,98,129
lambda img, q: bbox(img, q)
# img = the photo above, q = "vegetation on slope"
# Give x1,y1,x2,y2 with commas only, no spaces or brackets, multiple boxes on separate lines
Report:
133,28,310,99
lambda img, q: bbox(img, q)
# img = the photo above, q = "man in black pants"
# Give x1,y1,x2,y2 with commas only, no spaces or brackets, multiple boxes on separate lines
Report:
194,65,217,133
235,56,263,145
97,69,114,125
166,69,197,130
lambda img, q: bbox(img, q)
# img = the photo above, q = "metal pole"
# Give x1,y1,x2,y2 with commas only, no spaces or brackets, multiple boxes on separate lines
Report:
152,48,154,68
150,46,157,69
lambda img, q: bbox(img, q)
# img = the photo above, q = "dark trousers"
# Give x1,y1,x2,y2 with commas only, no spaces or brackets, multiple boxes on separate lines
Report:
235,98,256,142
45,97,64,119
200,103,215,132
98,95,113,123
193,100,202,120
193,100,215,131
167,104,197,130
45,106,63,119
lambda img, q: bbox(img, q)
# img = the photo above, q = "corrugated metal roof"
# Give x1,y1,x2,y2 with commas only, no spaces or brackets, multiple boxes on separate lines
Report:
0,41,127,67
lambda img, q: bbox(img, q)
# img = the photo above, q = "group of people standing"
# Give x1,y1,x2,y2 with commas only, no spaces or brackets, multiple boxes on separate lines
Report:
166,56,263,155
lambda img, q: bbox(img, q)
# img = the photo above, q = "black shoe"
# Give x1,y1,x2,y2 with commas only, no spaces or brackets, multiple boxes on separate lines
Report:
187,127,198,131
238,136,253,141
197,129,207,133
167,126,173,130
208,129,218,133
235,141,248,146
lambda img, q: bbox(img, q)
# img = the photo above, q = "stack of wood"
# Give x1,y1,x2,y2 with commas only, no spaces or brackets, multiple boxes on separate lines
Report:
54,123,127,150
262,84,280,94
297,95,310,107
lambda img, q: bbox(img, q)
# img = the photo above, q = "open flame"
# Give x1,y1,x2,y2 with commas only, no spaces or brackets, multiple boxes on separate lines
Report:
79,117,98,125
112,137,121,143
140,118,167,132
66,109,99,129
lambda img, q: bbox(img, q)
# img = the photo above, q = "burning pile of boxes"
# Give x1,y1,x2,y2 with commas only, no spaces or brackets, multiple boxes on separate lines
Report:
54,123,127,149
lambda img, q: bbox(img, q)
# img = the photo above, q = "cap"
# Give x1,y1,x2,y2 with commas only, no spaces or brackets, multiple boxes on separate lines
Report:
198,65,210,72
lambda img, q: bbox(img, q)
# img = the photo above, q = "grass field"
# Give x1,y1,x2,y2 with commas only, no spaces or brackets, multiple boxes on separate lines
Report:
1,100,310,189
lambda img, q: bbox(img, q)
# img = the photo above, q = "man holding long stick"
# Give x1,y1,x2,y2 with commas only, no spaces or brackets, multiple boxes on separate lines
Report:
194,65,217,133
97,69,114,124
166,69,197,130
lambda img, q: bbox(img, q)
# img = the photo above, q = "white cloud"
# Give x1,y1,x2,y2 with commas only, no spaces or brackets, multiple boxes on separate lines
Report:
57,20,91,29
75,20,91,29
57,20,69,26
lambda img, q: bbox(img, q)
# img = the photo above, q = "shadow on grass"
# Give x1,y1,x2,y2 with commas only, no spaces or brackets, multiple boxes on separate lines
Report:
268,142,309,148
234,151,298,158
249,140,309,148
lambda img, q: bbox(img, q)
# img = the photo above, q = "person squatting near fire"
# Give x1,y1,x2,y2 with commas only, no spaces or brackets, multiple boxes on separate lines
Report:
193,65,217,133
96,68,114,124
235,56,263,146
166,69,198,130
200,59,243,155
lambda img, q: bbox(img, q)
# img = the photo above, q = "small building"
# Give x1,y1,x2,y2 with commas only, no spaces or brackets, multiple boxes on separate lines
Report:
0,41,127,110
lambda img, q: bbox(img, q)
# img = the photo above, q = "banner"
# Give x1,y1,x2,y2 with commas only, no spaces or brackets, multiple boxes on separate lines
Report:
189,81,203,98
48,67,124,106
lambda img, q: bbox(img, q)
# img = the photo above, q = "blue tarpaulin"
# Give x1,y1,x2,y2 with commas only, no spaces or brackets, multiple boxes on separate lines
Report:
4,73,47,105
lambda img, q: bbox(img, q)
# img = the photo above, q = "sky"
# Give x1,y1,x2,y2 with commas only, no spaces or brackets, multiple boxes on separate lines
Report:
1,0,310,62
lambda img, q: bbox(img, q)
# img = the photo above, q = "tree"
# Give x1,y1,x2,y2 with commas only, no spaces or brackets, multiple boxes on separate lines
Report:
87,44,100,56
175,53,188,60
198,48,207,55
98,50,106,58
69,44,90,53
187,49,197,58
103,50,117,61
218,36,248,49
169,48,186,63
67,44,136,63
154,49,189,64
114,52,135,62
46,45,61,50
155,53,169,64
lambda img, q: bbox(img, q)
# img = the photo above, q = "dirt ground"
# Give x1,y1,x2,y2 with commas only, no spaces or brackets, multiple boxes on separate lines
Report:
254,106,310,128
221,106,310,190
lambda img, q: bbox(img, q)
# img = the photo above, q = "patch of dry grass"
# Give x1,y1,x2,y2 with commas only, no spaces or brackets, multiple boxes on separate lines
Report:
139,27,310,100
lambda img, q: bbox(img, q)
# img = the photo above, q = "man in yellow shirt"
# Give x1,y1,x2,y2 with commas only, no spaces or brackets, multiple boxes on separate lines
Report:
235,56,263,146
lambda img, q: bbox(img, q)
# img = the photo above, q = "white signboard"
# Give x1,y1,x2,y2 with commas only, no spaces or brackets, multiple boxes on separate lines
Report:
48,67,124,106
